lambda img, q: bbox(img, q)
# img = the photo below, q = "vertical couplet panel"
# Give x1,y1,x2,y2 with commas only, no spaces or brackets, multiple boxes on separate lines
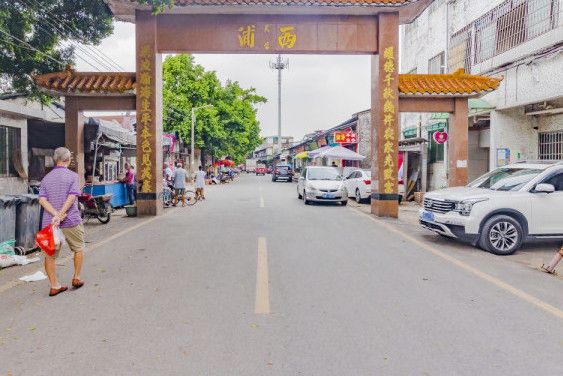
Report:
136,10,163,216
371,13,400,218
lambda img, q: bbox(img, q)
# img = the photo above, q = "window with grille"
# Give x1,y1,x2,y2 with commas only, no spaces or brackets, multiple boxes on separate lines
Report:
473,0,561,64
0,125,22,177
448,26,473,73
539,130,563,160
428,52,445,74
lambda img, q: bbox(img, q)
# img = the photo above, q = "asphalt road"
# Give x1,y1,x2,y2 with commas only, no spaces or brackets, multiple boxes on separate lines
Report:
1,174,562,375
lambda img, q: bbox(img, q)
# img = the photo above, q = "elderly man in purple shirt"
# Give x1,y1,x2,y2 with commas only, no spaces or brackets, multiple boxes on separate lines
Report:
39,147,85,297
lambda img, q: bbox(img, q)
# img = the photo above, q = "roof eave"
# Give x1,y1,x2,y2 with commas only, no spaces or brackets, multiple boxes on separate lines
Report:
106,0,432,24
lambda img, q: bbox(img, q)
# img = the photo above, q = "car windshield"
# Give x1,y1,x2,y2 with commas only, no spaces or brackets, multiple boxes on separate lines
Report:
308,168,342,181
469,168,543,191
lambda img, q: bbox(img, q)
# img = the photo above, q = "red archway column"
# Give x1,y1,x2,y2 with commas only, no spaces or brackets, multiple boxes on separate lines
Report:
448,98,469,186
371,12,400,218
64,97,85,186
135,10,163,215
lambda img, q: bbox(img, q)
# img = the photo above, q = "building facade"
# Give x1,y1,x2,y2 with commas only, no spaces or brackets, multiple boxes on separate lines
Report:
400,0,563,189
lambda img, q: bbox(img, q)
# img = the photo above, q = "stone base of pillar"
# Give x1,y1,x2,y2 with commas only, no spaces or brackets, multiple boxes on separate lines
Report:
137,195,163,216
371,196,399,218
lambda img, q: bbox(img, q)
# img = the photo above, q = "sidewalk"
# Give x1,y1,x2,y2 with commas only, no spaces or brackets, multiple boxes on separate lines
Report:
349,200,562,276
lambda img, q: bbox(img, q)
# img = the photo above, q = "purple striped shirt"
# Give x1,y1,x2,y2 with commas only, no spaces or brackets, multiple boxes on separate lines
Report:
39,166,82,228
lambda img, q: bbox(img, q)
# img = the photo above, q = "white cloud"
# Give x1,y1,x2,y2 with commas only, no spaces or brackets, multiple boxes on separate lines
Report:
76,21,371,140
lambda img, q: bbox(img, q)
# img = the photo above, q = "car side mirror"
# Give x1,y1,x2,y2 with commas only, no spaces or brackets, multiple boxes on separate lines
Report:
534,183,555,193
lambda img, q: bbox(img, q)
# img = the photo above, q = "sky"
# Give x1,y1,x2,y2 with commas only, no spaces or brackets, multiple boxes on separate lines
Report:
76,21,372,141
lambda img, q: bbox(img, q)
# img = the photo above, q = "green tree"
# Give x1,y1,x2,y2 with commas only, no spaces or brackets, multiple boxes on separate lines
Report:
0,0,114,99
162,54,266,164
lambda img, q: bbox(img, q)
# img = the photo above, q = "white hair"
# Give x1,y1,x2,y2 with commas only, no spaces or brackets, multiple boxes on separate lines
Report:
53,147,71,163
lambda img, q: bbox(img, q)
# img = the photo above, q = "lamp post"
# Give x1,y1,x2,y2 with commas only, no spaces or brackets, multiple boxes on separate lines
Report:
190,104,213,178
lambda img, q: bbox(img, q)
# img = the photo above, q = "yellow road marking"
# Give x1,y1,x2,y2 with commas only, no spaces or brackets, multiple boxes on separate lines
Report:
0,210,170,295
351,207,563,321
255,237,270,314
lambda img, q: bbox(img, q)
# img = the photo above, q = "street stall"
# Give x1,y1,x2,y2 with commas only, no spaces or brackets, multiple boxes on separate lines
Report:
83,118,136,208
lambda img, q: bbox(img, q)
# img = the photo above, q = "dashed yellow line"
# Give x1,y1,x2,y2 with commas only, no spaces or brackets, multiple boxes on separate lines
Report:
255,237,270,314
351,207,563,321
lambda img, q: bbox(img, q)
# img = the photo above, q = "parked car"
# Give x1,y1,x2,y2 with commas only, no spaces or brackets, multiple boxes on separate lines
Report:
272,164,294,182
267,166,273,174
420,161,563,255
297,166,348,205
344,169,405,203
256,163,267,176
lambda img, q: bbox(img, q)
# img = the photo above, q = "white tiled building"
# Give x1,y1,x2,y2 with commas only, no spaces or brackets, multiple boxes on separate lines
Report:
400,0,563,190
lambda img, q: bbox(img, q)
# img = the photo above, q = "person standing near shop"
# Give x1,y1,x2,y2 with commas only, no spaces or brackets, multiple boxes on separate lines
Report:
173,162,188,206
195,165,207,200
38,147,85,297
123,163,136,205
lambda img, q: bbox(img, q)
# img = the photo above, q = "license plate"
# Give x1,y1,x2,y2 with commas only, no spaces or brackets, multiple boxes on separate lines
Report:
323,193,336,199
422,211,435,222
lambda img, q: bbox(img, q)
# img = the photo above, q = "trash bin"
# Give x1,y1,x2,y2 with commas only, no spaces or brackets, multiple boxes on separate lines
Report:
10,194,42,253
0,196,19,245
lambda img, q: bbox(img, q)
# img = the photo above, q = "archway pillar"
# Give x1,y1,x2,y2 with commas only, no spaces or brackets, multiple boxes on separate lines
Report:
447,98,469,187
135,10,163,216
64,97,85,186
371,12,400,218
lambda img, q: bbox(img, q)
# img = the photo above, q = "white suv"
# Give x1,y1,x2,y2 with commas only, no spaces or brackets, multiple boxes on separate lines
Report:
420,161,563,255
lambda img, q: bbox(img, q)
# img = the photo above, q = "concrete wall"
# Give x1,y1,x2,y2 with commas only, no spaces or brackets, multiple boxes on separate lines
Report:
468,129,489,182
0,114,29,194
428,161,447,191
489,108,539,169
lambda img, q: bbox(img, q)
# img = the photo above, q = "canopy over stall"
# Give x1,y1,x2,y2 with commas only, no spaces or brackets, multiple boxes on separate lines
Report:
315,145,366,161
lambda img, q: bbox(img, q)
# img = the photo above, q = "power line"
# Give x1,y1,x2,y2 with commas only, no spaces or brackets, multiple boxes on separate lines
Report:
0,29,64,66
25,0,124,71
17,0,114,71
19,0,124,71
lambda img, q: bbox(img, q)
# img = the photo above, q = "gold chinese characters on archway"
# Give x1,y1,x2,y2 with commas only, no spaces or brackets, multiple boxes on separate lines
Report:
138,45,154,193
238,24,297,50
381,46,396,194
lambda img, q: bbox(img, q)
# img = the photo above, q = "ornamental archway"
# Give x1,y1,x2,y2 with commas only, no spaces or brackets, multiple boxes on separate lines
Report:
35,0,502,218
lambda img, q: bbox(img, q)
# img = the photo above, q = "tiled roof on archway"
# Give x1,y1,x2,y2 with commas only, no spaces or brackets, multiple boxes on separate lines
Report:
33,67,502,98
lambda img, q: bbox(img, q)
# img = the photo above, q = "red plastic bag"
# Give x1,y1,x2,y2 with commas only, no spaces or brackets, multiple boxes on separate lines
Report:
36,224,56,257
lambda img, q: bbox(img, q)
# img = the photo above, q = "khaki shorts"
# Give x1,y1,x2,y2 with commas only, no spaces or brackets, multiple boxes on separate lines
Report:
44,225,85,258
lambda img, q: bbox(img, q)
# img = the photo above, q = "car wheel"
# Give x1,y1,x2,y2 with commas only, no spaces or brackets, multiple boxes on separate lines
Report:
479,215,523,256
355,189,362,203
341,200,348,206
297,188,303,199
304,198,309,205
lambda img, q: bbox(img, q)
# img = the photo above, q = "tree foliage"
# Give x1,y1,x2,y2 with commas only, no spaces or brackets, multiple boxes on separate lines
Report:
0,0,113,99
136,0,175,14
162,54,266,164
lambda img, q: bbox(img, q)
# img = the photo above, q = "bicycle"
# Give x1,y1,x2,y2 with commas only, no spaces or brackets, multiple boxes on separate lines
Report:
172,189,198,207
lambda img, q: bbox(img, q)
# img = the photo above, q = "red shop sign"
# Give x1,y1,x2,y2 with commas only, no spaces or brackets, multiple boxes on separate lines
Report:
433,131,448,144
334,131,357,144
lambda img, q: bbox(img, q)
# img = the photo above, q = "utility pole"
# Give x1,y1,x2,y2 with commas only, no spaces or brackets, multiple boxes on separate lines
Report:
269,55,289,156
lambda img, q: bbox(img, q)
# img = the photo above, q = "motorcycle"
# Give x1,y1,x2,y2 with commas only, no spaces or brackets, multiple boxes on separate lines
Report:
78,193,113,223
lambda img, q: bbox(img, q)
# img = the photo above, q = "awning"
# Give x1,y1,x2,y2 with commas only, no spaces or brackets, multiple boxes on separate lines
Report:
308,145,332,158
295,151,309,159
315,146,366,161
469,98,495,116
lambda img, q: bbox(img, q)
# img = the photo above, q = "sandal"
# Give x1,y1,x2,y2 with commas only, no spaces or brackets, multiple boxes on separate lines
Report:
540,264,556,274
49,286,68,297
72,279,85,289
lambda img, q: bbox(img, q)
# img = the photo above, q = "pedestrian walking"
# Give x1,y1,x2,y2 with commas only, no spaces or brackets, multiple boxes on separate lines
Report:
541,245,563,274
195,165,207,200
38,147,85,297
123,163,136,205
173,162,188,206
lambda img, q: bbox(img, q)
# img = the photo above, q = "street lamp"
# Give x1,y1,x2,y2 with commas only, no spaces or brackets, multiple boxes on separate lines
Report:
190,104,213,177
